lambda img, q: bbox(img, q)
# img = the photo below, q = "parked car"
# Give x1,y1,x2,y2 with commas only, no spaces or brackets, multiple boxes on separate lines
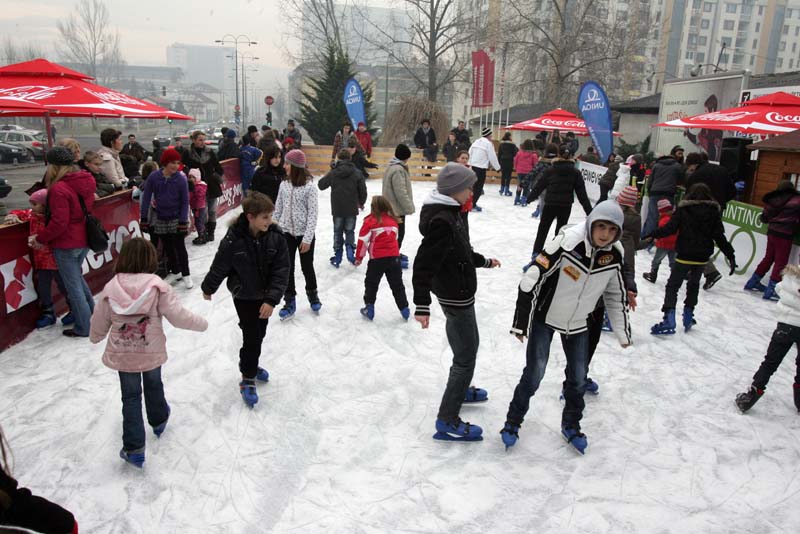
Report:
153,129,172,147
0,130,46,160
0,124,26,131
0,142,29,163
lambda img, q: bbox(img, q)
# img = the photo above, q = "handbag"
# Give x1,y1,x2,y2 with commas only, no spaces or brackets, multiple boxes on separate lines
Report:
77,195,110,253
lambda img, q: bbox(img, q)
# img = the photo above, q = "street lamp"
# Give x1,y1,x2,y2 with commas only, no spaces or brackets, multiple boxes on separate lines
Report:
690,63,729,77
239,53,260,127
214,34,257,125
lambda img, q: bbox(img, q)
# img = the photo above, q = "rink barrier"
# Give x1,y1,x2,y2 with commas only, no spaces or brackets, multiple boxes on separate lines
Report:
0,160,242,352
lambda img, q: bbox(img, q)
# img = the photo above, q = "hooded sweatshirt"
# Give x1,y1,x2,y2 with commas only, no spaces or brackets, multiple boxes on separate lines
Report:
90,273,208,372
511,200,632,346
777,265,800,327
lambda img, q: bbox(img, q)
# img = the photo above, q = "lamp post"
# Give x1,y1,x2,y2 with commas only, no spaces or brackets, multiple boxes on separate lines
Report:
215,34,257,125
239,53,259,128
645,70,680,93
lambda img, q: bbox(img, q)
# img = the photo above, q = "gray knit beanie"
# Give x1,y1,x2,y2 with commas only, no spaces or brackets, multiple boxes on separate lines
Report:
437,162,477,196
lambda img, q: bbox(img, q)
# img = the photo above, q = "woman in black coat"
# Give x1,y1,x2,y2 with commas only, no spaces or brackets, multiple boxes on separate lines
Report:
251,143,286,205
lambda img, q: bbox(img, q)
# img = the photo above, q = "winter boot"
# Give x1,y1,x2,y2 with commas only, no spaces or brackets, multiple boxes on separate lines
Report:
330,248,343,268
399,254,409,270
192,234,207,246
345,244,356,265
400,307,410,321
308,291,322,313
601,311,613,332
794,383,800,413
500,421,520,450
744,273,766,292
642,272,657,284
651,309,677,335
119,448,145,468
433,418,483,442
35,309,56,329
682,307,697,332
153,404,171,437
205,221,216,242
360,303,375,321
279,299,296,321
463,386,488,403
255,367,270,382
561,424,588,454
763,279,780,301
239,379,258,408
735,385,764,413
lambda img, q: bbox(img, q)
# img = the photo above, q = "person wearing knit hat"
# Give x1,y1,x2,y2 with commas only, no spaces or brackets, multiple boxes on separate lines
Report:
355,121,373,157
412,162,501,443
284,149,306,168
616,185,639,208
382,144,415,265
657,198,673,212
46,146,75,167
225,129,237,139
394,143,411,160
643,199,677,284
616,186,641,300
159,147,182,167
467,126,500,211
413,119,438,163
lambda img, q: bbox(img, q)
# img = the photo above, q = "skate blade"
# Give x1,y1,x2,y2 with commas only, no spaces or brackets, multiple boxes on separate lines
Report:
279,314,295,322
561,433,587,455
432,431,483,442
650,329,676,335
462,398,489,404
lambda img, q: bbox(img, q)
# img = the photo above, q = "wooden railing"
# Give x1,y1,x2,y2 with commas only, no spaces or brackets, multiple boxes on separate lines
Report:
302,145,503,182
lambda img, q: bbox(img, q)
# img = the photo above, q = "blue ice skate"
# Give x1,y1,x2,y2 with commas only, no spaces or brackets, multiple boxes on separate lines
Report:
433,418,483,441
239,379,258,408
585,377,599,395
400,307,410,321
651,309,676,335
308,291,322,313
346,244,356,265
531,204,541,217
279,299,296,321
522,253,538,273
743,273,766,292
601,311,613,332
35,311,56,329
400,254,409,270
119,448,145,468
360,303,375,321
61,312,75,326
763,280,780,301
463,386,488,403
471,204,483,213
256,367,270,383
561,425,588,455
504,188,513,197
682,307,697,332
153,404,171,437
330,249,343,268
500,422,520,450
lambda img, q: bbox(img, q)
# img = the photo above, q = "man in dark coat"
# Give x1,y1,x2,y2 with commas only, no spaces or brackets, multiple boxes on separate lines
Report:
121,134,147,163
642,153,686,236
183,131,224,242
283,120,302,148
414,119,438,162
217,129,241,161
451,120,471,147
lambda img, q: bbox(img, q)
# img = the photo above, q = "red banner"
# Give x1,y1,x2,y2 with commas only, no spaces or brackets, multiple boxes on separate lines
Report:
471,49,495,108
0,164,243,352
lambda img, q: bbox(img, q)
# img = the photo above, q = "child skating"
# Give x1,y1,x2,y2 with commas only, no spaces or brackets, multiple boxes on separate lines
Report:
90,238,208,467
202,192,290,408
502,201,632,454
318,148,367,267
412,163,501,442
353,195,409,321
642,199,677,283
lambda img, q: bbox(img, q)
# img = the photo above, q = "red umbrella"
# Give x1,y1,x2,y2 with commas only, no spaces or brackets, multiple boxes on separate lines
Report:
505,108,621,136
0,59,192,120
0,96,48,114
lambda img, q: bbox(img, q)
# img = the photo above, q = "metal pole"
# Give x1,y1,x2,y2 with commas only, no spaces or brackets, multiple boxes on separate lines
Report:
384,55,389,123
234,43,240,125
242,61,247,126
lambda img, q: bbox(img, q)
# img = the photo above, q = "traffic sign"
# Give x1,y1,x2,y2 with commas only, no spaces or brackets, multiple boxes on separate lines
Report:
265,95,274,106
234,104,240,112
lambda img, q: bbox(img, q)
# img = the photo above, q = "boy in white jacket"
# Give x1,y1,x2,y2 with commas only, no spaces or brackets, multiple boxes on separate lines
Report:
736,264,800,413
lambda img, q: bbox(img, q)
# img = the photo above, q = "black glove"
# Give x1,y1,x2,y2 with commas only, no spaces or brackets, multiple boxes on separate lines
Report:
726,254,737,276
177,222,189,236
140,221,150,234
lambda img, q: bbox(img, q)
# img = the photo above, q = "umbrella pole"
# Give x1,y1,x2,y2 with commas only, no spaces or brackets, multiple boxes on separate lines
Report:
44,111,53,149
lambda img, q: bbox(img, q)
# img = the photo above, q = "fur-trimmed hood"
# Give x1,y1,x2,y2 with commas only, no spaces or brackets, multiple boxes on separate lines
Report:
678,198,721,211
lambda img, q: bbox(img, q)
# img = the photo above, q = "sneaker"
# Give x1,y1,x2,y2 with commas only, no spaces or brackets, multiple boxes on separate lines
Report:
702,271,722,291
35,312,56,329
500,421,520,449
463,386,488,403
182,276,194,289
61,312,75,326
153,404,171,437
400,307,410,321
735,385,764,413
561,425,588,454
119,448,145,468
239,379,258,408
642,272,657,284
255,367,270,383
433,418,483,441
360,304,375,321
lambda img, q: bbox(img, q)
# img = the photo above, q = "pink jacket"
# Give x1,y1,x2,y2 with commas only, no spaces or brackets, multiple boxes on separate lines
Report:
190,180,208,210
90,273,208,372
514,150,538,176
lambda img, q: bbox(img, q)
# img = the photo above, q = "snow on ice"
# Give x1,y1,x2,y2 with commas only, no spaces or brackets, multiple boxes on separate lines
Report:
2,179,800,533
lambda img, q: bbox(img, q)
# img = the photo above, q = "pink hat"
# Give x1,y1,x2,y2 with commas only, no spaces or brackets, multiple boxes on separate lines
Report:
625,155,637,165
285,149,306,168
187,168,202,181
657,198,673,212
29,189,47,205
616,186,638,207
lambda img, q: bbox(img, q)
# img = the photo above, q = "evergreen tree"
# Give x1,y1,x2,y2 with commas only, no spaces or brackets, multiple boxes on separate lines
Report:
298,44,376,145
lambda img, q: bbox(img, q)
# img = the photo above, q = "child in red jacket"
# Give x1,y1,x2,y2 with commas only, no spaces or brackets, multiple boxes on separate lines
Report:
643,198,677,283
354,195,409,321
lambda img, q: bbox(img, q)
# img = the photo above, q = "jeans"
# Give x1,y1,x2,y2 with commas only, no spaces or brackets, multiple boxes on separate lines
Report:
755,234,793,282
364,257,408,308
332,216,356,252
473,167,487,205
650,247,676,276
662,262,704,311
234,299,269,379
437,305,480,423
36,269,67,311
642,194,671,237
752,322,800,390
284,234,317,300
119,367,169,452
53,248,94,336
532,205,571,255
206,197,219,224
507,320,589,428
193,207,207,236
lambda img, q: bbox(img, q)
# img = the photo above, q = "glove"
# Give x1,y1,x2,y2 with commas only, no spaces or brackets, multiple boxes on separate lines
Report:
726,254,737,276
140,221,150,234
177,222,189,236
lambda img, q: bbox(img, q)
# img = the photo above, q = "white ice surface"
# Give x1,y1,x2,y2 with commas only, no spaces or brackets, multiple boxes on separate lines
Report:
2,179,800,534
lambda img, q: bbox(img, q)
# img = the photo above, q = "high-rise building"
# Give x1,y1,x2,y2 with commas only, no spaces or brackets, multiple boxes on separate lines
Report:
167,43,235,115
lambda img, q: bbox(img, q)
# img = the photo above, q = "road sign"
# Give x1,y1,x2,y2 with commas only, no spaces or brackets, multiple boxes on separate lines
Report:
265,95,274,106
234,104,240,112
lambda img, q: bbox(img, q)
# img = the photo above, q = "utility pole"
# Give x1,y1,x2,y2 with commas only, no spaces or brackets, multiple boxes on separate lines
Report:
215,34,257,125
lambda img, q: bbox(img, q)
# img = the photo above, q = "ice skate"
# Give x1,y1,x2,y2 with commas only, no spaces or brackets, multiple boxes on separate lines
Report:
500,422,520,450
735,386,763,413
360,303,375,321
682,307,696,332
279,299,296,321
561,425,588,455
330,249,343,268
763,280,780,301
744,273,766,292
433,418,483,442
463,386,488,403
642,272,657,284
240,379,258,408
255,367,270,383
153,404,171,437
651,309,676,335
119,448,145,468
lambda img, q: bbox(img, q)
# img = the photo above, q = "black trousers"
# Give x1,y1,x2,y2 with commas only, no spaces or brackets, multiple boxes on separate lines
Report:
500,162,514,190
752,322,800,390
598,183,610,203
284,234,317,300
364,257,408,308
532,205,571,254
662,262,704,311
398,218,406,248
233,299,269,379
473,167,487,205
159,233,190,276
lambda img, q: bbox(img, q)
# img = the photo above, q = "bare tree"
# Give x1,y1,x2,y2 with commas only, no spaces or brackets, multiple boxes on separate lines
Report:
57,0,125,84
281,0,351,65
1,38,48,64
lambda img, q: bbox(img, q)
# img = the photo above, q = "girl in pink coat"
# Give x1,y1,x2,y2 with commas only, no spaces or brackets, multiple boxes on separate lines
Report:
90,238,208,468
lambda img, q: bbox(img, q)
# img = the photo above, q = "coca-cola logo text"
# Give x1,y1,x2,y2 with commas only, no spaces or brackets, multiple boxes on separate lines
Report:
766,112,800,123
0,85,68,101
540,118,584,128
83,88,145,106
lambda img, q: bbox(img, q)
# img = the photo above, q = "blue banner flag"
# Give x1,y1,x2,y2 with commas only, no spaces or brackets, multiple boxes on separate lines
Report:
578,81,613,163
343,78,366,131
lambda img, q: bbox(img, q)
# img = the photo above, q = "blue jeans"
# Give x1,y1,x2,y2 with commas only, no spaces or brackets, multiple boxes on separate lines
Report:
506,320,589,428
438,305,480,423
642,194,671,237
36,269,67,311
53,248,94,336
332,216,356,252
119,367,169,452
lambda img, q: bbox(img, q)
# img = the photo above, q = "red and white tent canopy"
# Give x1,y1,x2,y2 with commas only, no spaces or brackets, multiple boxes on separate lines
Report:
0,96,48,114
654,91,800,135
0,59,191,120
505,108,620,136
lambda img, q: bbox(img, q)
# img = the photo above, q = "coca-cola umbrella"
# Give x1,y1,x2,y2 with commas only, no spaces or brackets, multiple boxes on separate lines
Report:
505,108,621,136
0,59,192,120
654,91,800,135
0,96,48,114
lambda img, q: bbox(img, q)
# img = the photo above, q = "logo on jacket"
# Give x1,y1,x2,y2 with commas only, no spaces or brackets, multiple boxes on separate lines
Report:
563,265,581,281
535,255,550,269
1,255,37,313
597,254,614,266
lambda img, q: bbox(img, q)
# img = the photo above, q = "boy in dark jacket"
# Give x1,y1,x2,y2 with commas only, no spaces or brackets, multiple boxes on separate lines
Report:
502,200,632,454
645,183,737,334
201,192,290,408
412,163,501,442
319,149,368,265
